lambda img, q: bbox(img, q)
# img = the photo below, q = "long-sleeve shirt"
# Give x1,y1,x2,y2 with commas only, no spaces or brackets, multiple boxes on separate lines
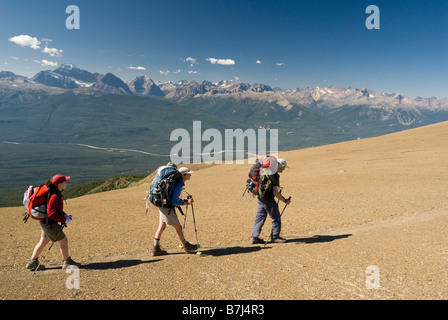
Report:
170,179,185,206
47,191,67,224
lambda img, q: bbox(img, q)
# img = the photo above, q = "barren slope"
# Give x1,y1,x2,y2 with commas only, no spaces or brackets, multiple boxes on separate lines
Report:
1,121,447,300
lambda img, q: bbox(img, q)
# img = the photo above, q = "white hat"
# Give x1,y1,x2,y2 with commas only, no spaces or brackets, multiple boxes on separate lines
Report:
178,167,194,174
277,158,289,168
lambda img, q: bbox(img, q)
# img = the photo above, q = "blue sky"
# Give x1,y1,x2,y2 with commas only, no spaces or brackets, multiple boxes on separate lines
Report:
1,0,447,98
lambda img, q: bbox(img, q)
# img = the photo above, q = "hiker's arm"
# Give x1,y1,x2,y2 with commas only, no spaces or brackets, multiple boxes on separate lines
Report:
171,183,186,206
273,186,291,204
47,194,67,223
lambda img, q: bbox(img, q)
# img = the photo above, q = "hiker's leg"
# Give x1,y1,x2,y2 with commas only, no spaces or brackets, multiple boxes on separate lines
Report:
251,199,268,238
59,237,69,260
31,236,50,259
156,206,179,240
155,221,167,239
172,223,185,242
268,200,281,237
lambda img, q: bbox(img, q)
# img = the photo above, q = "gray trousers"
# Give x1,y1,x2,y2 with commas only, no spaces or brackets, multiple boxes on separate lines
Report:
251,197,281,238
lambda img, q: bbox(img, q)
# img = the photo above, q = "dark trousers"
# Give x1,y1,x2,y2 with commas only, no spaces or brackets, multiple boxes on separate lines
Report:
251,197,281,238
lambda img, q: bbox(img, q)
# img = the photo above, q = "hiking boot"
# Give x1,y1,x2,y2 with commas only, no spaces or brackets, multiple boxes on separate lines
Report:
183,241,198,253
151,245,168,256
62,256,80,269
250,237,264,244
25,259,44,271
270,236,287,243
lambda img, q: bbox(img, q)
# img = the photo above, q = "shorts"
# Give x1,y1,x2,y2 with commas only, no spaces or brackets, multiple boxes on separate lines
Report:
40,221,66,242
159,207,181,226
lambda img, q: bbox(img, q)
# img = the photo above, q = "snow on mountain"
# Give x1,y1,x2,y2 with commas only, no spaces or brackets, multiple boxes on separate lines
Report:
27,64,161,96
161,80,448,126
2,64,447,113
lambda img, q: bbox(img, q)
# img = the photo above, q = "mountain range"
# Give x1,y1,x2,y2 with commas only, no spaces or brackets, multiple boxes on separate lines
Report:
2,63,448,149
1,63,447,111
0,64,163,97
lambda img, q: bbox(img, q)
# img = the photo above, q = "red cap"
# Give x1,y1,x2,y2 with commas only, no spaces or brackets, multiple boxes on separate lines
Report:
50,174,71,185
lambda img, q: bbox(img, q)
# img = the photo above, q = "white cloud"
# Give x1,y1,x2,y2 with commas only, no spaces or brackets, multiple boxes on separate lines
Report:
10,56,28,62
9,35,41,50
9,35,63,58
34,59,58,67
185,57,197,67
275,62,285,66
128,66,147,70
206,58,235,66
42,47,63,57
188,70,198,74
256,60,261,64
160,69,182,76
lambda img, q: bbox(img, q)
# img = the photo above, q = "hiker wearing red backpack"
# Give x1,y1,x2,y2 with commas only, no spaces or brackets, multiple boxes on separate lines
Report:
25,174,80,271
250,158,291,244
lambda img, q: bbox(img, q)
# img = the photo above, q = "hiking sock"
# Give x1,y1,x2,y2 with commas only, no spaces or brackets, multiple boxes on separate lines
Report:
154,238,160,247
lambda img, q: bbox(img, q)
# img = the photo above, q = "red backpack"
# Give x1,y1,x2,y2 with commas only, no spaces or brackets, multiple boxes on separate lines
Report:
22,185,49,222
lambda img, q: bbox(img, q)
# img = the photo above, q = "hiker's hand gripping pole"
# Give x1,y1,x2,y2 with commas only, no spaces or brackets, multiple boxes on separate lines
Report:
276,196,292,222
182,195,193,230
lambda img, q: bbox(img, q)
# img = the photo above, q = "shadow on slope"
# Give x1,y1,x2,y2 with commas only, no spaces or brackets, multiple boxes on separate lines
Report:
82,259,162,270
201,246,264,257
286,234,352,244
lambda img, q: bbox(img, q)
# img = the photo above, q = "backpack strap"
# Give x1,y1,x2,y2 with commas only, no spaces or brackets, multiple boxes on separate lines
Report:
176,206,185,216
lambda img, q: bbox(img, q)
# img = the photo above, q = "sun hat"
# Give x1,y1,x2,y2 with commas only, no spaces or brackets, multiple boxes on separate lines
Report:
178,167,194,174
50,174,71,185
277,158,289,168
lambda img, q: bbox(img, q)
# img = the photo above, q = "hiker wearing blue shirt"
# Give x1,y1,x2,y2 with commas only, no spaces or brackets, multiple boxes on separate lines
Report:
152,167,198,256
170,179,187,206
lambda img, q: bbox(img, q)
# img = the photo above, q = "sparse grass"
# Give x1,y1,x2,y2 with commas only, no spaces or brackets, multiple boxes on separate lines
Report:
63,175,147,199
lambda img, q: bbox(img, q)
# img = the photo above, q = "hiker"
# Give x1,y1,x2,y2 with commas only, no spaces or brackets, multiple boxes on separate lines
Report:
250,158,291,244
152,167,198,256
26,174,80,270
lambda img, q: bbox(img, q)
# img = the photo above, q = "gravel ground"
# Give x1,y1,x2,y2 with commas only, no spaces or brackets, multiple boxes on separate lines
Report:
1,122,447,301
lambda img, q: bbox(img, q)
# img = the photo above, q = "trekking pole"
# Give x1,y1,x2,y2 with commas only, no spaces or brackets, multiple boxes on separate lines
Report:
190,200,200,248
184,192,199,247
182,202,188,231
264,196,291,247
242,187,248,197
33,223,66,275
275,196,291,223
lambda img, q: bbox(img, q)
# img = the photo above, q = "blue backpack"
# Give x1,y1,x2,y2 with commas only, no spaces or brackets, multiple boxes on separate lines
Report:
148,165,182,209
